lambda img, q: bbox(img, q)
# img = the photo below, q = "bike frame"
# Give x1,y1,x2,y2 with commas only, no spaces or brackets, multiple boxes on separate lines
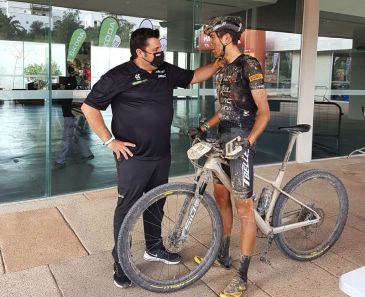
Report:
197,132,321,237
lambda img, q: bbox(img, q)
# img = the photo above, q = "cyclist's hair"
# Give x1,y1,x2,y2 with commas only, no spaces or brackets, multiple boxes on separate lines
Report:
130,28,160,59
216,29,241,45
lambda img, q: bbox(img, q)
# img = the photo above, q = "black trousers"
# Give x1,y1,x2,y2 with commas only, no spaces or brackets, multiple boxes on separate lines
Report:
112,154,171,263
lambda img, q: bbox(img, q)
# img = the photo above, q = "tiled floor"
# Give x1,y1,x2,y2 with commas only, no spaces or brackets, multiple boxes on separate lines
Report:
0,156,364,296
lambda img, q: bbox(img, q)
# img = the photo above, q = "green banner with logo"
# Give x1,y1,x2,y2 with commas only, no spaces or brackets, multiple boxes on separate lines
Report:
67,28,86,61
99,17,119,47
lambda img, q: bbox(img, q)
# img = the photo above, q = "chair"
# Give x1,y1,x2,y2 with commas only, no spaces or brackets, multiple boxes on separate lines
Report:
348,106,365,157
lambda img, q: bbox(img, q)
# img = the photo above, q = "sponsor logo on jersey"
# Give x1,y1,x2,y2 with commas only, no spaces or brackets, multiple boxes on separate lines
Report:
248,73,263,82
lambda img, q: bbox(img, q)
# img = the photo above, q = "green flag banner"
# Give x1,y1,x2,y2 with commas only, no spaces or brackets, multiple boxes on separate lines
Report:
99,17,119,47
67,28,86,61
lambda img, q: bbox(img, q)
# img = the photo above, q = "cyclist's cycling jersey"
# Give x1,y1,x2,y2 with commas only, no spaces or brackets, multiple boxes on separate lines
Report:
216,54,265,130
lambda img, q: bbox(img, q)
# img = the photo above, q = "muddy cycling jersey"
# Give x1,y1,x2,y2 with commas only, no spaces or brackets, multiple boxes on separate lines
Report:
216,54,265,130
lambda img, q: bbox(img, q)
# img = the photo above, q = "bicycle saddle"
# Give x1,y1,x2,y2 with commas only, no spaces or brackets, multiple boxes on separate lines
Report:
278,124,311,133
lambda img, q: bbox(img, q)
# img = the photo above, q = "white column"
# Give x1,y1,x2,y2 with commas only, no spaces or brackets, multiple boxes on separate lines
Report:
296,0,320,162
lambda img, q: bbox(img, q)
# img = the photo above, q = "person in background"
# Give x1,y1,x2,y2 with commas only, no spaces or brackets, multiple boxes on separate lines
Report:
55,64,94,168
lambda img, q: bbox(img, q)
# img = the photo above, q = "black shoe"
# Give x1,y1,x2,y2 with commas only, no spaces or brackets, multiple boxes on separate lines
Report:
81,154,94,160
54,161,66,169
144,247,182,265
113,262,132,288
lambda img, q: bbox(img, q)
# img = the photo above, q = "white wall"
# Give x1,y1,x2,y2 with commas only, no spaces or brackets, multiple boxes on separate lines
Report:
290,52,301,96
349,52,365,119
315,52,332,92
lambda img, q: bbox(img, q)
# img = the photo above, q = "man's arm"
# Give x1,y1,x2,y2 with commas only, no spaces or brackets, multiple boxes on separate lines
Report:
247,89,270,145
81,103,135,159
190,60,222,84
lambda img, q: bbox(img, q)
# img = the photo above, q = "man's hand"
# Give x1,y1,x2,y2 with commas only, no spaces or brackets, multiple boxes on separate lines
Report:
240,137,251,151
107,139,136,160
188,127,207,140
214,58,226,69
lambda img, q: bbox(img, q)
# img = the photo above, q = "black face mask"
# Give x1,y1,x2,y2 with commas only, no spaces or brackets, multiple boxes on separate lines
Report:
143,51,165,68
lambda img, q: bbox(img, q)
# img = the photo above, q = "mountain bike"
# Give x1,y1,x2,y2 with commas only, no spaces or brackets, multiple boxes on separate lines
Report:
118,124,348,293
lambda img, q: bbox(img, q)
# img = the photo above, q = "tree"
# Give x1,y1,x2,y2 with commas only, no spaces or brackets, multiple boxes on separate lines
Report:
85,17,134,48
0,11,26,40
84,26,100,45
118,18,135,48
24,61,62,86
29,21,47,42
52,10,83,43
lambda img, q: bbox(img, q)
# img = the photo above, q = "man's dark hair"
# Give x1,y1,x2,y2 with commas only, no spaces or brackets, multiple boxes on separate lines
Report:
217,29,241,45
130,28,160,59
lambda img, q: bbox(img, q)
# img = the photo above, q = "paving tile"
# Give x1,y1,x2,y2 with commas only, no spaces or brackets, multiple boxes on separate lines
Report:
0,265,61,297
330,223,365,266
0,249,4,274
312,250,360,277
183,243,270,296
83,187,118,201
346,214,365,233
82,177,193,201
50,251,216,297
58,199,116,254
0,208,87,272
239,250,347,297
169,175,194,183
0,194,87,215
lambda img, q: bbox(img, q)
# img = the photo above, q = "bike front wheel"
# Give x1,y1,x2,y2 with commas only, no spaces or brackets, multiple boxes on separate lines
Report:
118,182,223,293
272,169,348,261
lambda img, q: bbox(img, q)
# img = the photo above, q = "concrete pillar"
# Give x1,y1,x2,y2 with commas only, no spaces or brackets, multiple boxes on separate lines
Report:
296,0,319,162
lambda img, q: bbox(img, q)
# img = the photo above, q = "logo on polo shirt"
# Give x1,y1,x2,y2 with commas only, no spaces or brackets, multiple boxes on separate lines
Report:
135,74,141,80
156,69,166,78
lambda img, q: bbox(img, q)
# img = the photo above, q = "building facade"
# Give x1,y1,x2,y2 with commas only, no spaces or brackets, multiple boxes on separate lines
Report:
0,0,365,203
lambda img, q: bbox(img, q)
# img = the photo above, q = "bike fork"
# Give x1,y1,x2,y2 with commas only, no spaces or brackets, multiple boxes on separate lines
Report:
176,172,210,243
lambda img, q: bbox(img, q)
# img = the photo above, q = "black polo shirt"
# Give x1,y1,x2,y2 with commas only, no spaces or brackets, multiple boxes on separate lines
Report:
84,61,194,160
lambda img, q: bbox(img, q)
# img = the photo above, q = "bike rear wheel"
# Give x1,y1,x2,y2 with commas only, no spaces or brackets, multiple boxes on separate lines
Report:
118,182,223,293
272,169,348,261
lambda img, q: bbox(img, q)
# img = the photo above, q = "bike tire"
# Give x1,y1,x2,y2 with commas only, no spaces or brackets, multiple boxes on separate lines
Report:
272,169,348,261
118,182,223,293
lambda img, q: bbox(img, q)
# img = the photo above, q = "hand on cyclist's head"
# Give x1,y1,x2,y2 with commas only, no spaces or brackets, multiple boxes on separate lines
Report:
188,126,207,140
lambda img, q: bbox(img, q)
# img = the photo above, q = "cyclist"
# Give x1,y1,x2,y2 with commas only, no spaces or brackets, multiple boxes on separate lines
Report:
190,16,270,297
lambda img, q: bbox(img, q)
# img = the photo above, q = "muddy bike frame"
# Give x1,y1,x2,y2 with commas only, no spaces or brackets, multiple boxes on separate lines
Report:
193,130,321,237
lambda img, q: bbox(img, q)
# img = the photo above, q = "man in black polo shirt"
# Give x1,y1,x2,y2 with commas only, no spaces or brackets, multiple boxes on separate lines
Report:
81,28,222,288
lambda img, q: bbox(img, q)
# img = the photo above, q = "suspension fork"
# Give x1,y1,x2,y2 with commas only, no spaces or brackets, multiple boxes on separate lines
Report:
174,171,210,242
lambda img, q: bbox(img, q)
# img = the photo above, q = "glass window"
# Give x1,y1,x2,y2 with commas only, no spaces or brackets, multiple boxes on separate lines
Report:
314,0,365,158
0,0,305,202
0,0,50,203
196,0,304,164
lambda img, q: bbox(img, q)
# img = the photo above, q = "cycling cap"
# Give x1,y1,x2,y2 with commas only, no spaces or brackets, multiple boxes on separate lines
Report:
203,16,243,35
